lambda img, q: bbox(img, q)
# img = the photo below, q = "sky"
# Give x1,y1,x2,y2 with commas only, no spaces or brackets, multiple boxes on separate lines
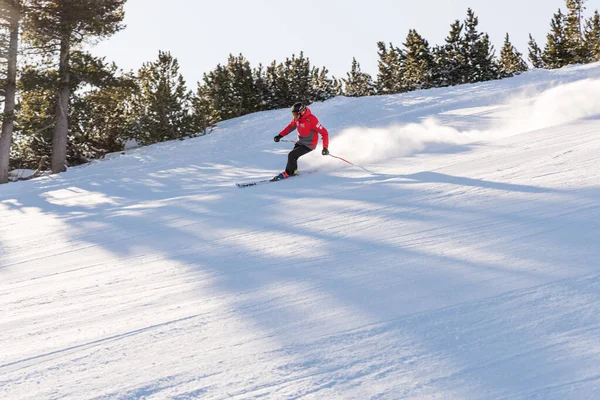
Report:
90,0,582,87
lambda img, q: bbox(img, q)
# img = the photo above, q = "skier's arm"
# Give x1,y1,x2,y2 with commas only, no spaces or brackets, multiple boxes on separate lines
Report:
279,120,297,137
314,121,329,148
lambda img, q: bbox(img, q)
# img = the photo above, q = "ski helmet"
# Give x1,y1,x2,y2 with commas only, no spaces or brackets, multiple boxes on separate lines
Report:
291,102,306,116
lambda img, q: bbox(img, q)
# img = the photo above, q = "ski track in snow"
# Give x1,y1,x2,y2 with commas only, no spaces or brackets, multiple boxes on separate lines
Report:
1,64,600,399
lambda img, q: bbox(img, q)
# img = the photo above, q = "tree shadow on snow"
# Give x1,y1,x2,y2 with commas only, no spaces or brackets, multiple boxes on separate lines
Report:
1,163,599,399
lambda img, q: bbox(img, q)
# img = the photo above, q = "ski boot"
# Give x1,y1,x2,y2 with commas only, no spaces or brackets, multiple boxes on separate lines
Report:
271,171,289,181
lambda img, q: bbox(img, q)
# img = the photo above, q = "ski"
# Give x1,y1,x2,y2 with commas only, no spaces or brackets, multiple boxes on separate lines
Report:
236,179,275,188
236,170,317,188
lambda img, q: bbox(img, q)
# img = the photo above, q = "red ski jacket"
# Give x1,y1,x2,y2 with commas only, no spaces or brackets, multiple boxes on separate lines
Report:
279,107,329,150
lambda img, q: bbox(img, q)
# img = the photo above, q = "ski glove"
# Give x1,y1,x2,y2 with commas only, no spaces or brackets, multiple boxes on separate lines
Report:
322,148,329,156
274,135,282,143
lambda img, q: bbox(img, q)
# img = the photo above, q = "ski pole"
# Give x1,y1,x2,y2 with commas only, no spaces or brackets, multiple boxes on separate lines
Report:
328,153,373,174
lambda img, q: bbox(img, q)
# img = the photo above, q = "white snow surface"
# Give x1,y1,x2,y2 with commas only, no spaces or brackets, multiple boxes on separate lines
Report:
2,63,600,399
7,169,37,181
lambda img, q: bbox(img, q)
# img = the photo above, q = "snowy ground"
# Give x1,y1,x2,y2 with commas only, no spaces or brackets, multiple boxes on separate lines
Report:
1,63,600,399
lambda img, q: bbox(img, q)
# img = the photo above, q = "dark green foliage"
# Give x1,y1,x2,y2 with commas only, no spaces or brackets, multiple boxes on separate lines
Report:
402,29,435,90
252,63,270,111
310,66,337,102
23,0,126,48
191,84,219,136
260,52,313,108
227,54,258,117
10,65,55,169
499,33,528,77
476,33,499,81
528,34,545,68
541,1,600,67
12,52,133,169
584,11,600,61
462,8,499,82
71,73,138,160
8,0,600,177
543,9,571,68
287,52,311,105
375,41,404,94
565,0,587,62
332,77,344,97
264,60,290,109
133,50,193,145
198,53,256,121
343,57,375,97
70,51,121,87
23,0,126,173
196,51,338,125
200,63,233,120
434,20,466,87
263,53,336,108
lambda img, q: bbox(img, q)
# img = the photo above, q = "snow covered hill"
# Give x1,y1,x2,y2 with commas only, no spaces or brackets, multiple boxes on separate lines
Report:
2,63,600,400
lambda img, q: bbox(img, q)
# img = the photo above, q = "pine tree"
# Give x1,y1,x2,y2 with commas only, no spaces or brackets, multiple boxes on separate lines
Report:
263,61,279,109
191,84,219,136
71,70,138,159
402,29,435,91
24,0,126,173
134,51,193,145
310,66,336,102
226,53,256,117
201,63,232,120
279,57,294,106
331,76,344,97
287,52,311,104
478,34,500,81
343,57,374,97
12,64,56,170
14,51,121,169
375,41,404,94
263,60,292,109
463,8,482,82
462,8,499,83
197,53,270,122
434,20,466,87
543,9,571,68
264,53,318,107
252,63,269,111
499,33,528,78
584,10,600,61
194,52,337,120
67,53,131,163
0,0,20,183
375,41,393,94
262,61,279,110
565,0,587,63
528,34,545,68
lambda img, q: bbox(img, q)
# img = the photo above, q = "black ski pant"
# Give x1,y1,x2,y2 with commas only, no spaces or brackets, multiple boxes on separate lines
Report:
286,143,313,175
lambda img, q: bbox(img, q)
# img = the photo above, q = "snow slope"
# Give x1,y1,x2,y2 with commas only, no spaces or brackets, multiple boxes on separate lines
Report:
2,63,600,400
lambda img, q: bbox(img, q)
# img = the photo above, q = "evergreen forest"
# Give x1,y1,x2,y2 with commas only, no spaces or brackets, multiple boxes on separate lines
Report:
0,0,598,183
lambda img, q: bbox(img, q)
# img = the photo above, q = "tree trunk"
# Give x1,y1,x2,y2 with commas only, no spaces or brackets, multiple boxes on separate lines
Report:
0,1,20,184
52,32,70,174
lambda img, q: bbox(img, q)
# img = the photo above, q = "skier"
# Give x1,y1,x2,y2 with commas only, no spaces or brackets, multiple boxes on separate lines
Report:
272,102,329,181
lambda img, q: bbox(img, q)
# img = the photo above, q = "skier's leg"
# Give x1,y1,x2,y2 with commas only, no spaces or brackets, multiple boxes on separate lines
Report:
286,144,312,175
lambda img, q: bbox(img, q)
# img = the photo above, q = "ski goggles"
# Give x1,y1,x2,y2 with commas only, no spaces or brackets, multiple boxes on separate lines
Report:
292,109,305,118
